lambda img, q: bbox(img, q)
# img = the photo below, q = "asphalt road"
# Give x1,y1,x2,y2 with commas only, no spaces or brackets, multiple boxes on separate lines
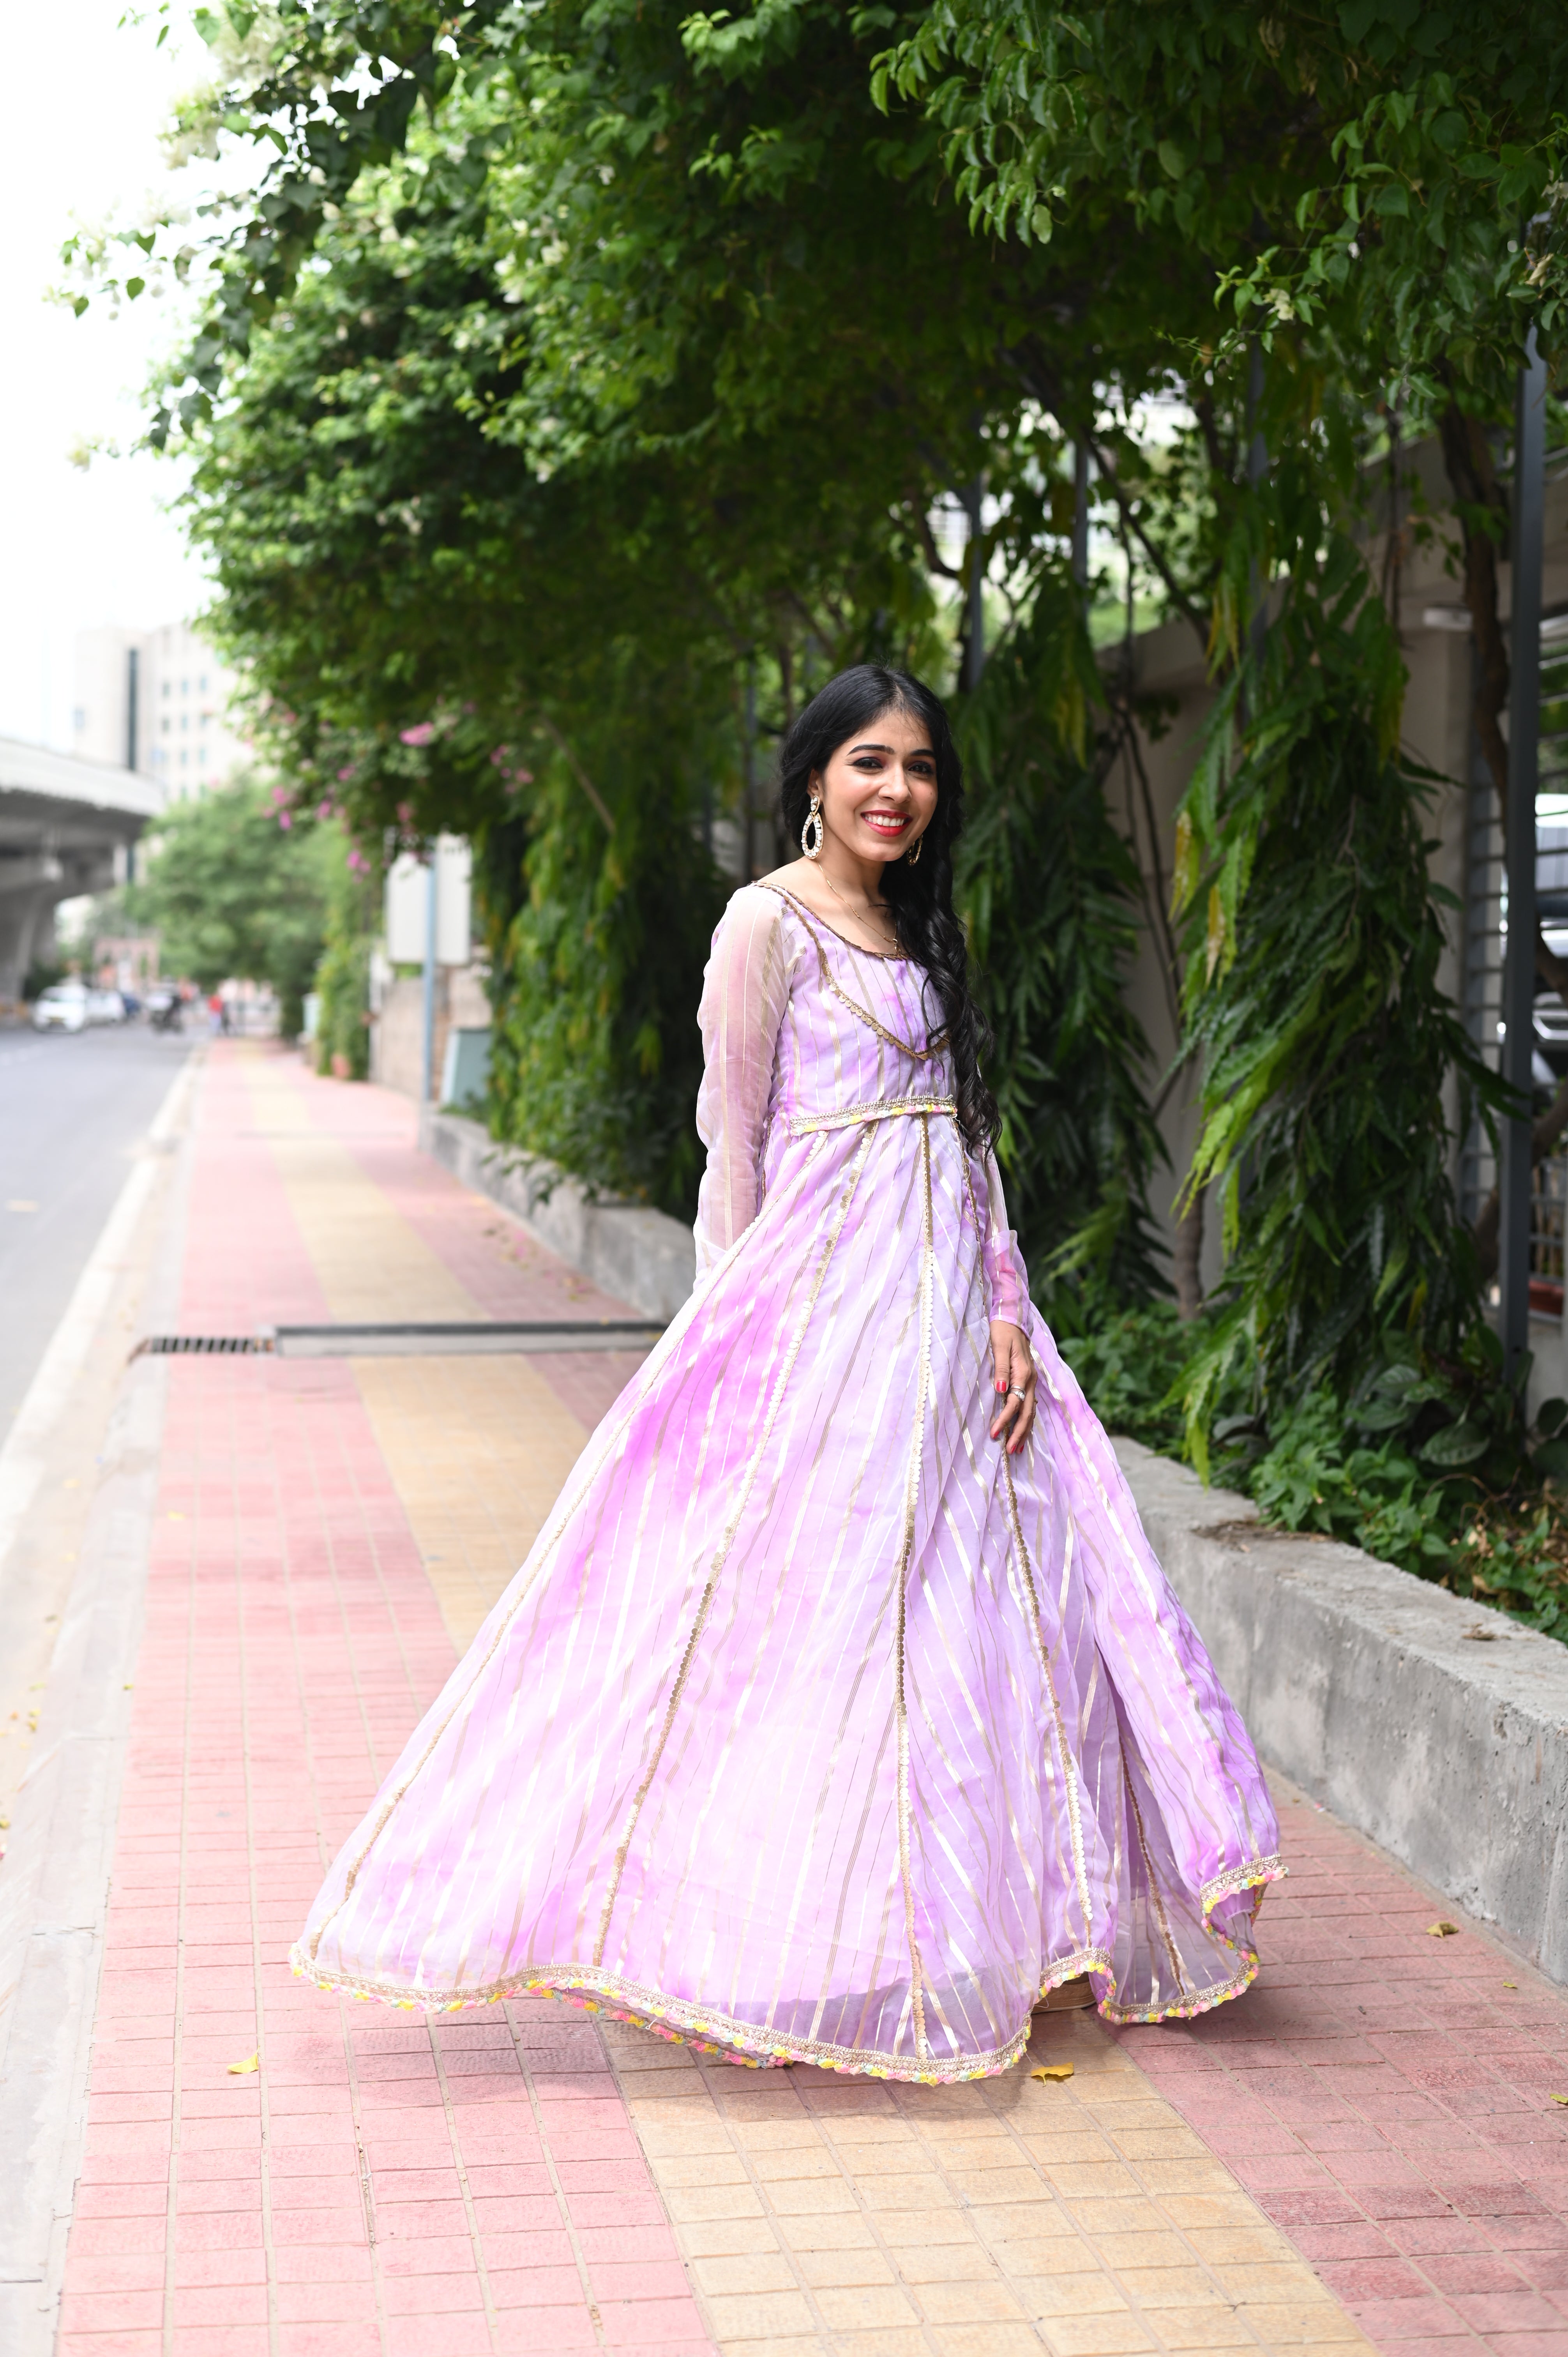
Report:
0,1021,194,1441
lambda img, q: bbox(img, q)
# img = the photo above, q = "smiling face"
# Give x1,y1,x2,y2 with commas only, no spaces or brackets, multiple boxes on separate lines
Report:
811,701,939,871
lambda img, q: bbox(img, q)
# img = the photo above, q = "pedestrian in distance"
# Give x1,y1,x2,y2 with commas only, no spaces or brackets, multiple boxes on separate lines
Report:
293,664,1281,2081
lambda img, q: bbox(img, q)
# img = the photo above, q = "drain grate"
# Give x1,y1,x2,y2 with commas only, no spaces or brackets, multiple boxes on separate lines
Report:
129,1320,664,1364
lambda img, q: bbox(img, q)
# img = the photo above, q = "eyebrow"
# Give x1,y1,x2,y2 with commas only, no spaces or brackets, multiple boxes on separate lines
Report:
849,740,936,757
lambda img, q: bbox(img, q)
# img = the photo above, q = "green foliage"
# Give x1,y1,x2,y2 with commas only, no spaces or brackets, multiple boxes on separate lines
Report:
486,729,726,1217
1056,1303,1568,1644
1246,1338,1568,1643
313,838,380,1081
1170,481,1505,1468
1052,1294,1204,1460
878,0,1568,405
126,777,333,1035
955,576,1169,1300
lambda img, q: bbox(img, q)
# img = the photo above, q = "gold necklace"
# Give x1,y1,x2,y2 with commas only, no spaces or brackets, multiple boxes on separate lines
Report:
818,864,899,951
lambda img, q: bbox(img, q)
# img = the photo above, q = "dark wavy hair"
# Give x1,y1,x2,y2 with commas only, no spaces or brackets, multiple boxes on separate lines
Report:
777,664,999,1158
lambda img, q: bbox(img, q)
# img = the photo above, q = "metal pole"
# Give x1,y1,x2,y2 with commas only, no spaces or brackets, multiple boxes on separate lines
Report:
421,844,438,1107
1499,325,1547,1370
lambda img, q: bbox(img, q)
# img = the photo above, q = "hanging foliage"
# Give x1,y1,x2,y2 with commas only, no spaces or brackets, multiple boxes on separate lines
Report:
1171,491,1507,1470
956,576,1169,1305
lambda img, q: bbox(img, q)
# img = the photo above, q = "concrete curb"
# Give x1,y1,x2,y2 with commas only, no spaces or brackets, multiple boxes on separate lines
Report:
419,1107,696,1323
1114,1437,1568,1984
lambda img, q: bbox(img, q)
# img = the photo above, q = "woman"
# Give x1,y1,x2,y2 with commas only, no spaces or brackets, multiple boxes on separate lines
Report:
293,664,1281,2083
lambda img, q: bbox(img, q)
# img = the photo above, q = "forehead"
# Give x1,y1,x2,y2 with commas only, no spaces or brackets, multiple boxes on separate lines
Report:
840,703,935,756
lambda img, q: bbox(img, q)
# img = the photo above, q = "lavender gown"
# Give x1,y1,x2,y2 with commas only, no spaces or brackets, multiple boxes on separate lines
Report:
293,883,1282,2081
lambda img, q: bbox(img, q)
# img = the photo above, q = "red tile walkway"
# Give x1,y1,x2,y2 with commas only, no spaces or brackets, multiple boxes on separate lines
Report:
1123,1799,1568,2353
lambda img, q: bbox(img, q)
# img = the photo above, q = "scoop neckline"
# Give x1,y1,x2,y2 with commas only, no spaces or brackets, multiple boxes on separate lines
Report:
764,882,913,963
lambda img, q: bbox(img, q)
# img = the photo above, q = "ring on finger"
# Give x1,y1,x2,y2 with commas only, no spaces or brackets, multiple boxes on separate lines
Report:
1007,1386,1027,1401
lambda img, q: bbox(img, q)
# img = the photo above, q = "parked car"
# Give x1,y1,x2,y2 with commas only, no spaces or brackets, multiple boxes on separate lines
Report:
32,982,89,1034
86,987,127,1024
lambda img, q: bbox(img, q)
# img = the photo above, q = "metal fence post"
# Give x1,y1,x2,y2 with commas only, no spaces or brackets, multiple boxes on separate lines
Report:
421,845,438,1106
1499,326,1547,1371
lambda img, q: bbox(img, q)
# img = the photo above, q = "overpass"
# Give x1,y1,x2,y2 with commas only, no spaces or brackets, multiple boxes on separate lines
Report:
0,735,163,1001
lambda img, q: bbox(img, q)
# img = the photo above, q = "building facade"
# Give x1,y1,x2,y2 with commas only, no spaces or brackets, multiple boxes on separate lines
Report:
72,621,249,794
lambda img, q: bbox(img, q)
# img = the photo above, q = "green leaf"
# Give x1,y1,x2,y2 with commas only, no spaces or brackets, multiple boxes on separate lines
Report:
1157,140,1185,180
1532,1438,1568,1481
1538,1398,1568,1438
1420,1420,1488,1467
1358,1397,1415,1431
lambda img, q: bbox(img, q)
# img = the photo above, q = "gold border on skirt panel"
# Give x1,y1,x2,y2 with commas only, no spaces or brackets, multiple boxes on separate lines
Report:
286,1926,1278,2065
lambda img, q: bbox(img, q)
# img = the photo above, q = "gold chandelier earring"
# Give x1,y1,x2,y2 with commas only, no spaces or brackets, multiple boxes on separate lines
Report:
907,832,923,866
801,791,824,860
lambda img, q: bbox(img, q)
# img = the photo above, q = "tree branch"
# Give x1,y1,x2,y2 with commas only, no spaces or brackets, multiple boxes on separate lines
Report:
532,716,615,833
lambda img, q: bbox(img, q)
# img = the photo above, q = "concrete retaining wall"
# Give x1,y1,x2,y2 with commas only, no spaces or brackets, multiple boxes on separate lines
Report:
419,1107,696,1324
1115,1437,1568,1982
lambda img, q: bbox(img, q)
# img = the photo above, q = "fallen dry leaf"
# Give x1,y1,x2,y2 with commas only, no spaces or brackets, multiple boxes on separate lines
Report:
227,2055,259,2076
1549,2093,1568,2107
1504,1981,1519,1989
1427,1922,1460,1938
1031,2062,1074,2082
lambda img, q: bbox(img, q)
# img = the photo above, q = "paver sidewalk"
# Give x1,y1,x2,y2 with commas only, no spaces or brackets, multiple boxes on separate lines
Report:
34,1043,1568,2357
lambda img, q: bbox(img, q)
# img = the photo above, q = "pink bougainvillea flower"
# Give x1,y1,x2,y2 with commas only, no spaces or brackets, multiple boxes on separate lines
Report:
316,800,334,820
400,723,436,747
336,766,355,782
277,811,293,830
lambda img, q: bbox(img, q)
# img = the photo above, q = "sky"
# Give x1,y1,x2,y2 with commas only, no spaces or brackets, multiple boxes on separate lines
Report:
0,1,228,750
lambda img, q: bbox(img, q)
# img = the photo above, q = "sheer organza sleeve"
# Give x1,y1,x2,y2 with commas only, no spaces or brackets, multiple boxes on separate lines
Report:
973,1147,1028,1327
693,887,791,1286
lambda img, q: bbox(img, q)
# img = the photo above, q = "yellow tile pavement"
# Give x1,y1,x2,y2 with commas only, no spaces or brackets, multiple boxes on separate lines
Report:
351,1354,591,1647
242,1053,483,1322
593,2012,1370,2357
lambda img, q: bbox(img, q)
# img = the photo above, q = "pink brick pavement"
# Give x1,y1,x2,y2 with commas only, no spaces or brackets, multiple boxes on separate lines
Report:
1119,1798,1568,2354
51,1044,1568,2355
57,1047,706,2357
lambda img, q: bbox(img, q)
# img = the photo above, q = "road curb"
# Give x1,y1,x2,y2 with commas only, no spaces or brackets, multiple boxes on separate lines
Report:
419,1106,696,1322
1115,1436,1568,1982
